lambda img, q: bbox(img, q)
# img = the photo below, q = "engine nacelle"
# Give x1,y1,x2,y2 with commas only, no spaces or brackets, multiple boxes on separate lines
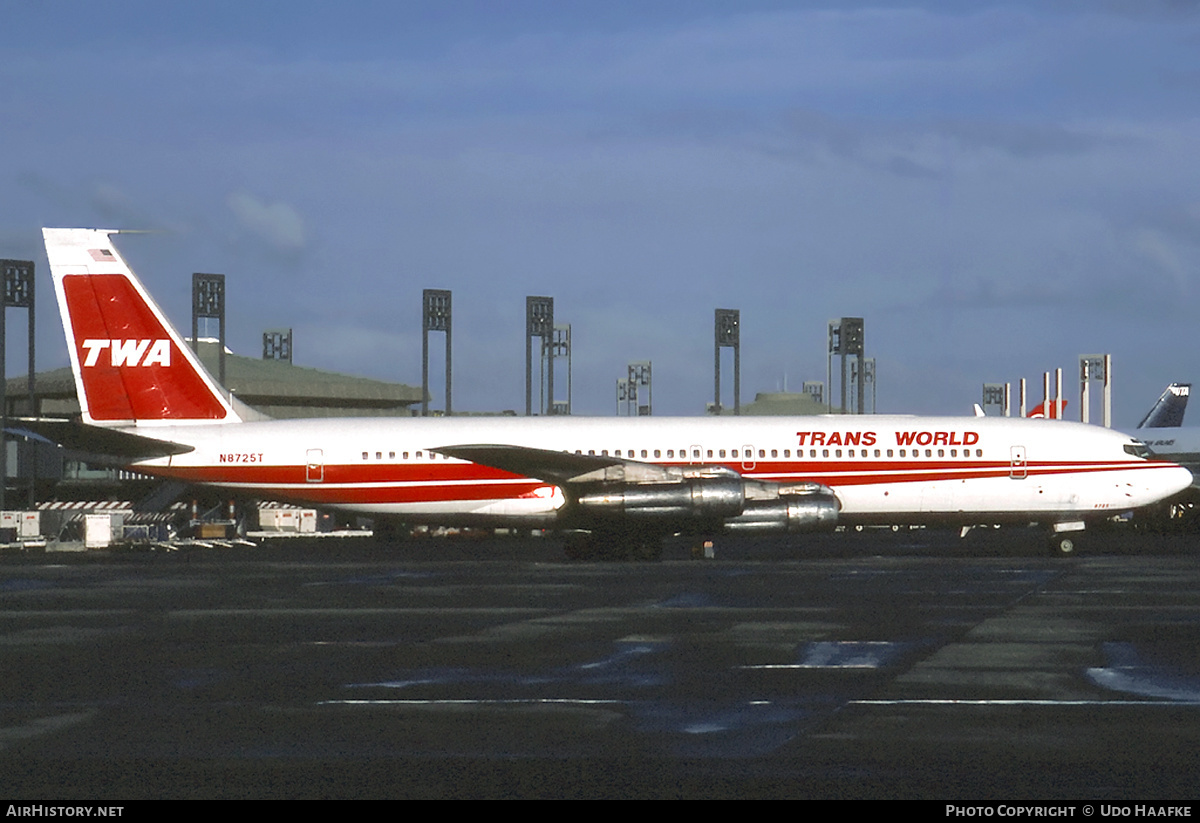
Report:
574,476,745,521
721,489,840,534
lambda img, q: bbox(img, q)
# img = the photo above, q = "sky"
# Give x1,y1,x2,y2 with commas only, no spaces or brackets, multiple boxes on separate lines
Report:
2,0,1199,424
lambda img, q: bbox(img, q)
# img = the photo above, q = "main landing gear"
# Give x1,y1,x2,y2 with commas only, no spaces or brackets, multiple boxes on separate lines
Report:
562,527,665,561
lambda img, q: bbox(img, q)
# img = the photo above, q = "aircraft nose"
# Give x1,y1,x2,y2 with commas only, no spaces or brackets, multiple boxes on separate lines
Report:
1152,463,1195,500
1170,464,1194,495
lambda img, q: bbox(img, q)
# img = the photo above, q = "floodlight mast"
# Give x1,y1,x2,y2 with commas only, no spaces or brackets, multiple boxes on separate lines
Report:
422,289,452,416
714,309,740,415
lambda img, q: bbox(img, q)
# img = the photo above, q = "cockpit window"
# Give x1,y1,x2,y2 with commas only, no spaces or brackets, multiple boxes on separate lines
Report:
1124,441,1152,459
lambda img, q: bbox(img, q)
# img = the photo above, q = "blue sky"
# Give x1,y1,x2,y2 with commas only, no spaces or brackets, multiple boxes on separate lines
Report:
2,1,1199,423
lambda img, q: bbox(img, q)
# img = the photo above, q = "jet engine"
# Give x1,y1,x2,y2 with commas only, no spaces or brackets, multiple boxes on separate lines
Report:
722,484,840,534
573,476,745,520
571,474,840,534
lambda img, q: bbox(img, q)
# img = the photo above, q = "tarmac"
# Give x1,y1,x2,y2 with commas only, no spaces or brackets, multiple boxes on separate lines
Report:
2,526,1199,799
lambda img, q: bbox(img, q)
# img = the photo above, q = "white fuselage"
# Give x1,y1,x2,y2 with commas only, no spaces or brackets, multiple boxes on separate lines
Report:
124,414,1191,527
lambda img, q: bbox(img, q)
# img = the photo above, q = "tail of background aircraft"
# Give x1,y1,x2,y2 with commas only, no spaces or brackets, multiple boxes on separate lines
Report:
1027,399,1068,419
1137,383,1191,429
44,228,244,428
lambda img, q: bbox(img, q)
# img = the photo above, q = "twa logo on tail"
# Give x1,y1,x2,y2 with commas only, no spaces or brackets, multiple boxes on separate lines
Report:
81,339,171,368
45,228,241,427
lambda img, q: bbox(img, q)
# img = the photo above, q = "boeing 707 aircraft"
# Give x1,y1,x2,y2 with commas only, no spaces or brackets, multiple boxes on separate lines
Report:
34,228,1193,557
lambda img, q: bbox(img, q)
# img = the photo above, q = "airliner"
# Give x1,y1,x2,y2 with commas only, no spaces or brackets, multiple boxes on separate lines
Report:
34,228,1192,557
1133,384,1200,495
1137,383,1190,430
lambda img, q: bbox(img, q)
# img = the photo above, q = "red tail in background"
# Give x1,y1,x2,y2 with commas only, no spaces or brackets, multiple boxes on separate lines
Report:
1027,400,1068,419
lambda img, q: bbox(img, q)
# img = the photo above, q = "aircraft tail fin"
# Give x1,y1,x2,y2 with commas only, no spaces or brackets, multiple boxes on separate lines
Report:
1028,399,1068,419
44,228,243,428
1137,383,1190,429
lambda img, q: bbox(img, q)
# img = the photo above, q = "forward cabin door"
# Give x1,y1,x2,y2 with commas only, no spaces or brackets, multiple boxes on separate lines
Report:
306,449,324,483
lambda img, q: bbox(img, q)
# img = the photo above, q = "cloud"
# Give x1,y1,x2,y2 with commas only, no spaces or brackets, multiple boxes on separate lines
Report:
934,120,1116,159
1134,228,1191,298
226,191,306,252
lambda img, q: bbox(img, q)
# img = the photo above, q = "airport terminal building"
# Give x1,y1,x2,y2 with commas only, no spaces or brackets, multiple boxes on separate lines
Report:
3,341,425,505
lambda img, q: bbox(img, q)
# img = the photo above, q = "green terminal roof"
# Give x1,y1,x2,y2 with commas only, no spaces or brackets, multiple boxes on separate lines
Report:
6,340,425,420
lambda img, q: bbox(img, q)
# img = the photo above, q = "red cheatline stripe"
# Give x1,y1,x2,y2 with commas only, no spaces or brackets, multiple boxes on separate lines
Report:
149,459,1172,486
135,459,1179,505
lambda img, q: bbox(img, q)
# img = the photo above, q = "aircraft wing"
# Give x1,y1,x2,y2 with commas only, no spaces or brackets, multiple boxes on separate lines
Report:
432,443,698,485
433,443,840,538
6,417,195,459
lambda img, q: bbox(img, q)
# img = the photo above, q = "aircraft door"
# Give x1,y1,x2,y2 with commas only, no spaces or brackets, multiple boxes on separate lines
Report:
1009,446,1026,480
306,449,324,482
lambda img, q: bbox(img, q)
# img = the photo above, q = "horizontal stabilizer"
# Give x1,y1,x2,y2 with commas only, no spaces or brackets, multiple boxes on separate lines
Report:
6,417,194,459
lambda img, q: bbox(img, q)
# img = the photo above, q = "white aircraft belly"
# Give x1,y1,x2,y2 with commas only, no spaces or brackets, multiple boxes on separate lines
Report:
835,467,1180,520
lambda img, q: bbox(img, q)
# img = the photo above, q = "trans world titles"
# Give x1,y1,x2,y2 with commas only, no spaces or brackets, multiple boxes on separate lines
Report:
797,430,981,447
